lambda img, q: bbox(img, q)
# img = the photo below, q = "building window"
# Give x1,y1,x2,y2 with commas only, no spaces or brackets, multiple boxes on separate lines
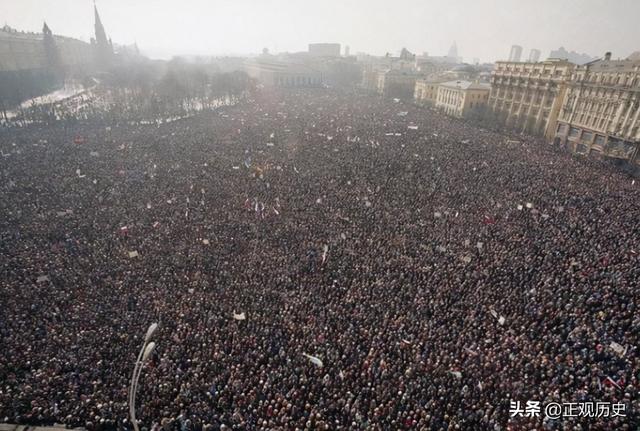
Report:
569,127,580,138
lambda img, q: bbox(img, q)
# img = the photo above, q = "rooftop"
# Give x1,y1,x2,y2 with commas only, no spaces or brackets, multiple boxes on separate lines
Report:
440,80,491,91
579,57,640,72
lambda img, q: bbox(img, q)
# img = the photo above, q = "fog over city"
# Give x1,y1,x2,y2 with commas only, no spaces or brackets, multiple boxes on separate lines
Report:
1,0,640,60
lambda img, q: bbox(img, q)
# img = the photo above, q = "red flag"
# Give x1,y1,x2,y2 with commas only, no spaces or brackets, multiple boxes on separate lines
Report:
482,215,496,225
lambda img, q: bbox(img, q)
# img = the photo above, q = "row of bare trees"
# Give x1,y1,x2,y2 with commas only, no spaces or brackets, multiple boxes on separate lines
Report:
102,59,257,121
1,58,257,126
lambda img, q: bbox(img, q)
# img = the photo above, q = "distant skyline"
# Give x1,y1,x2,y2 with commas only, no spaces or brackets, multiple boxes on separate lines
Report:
0,0,638,62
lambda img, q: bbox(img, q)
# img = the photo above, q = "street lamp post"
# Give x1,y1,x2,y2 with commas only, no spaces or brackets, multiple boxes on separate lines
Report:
129,323,158,431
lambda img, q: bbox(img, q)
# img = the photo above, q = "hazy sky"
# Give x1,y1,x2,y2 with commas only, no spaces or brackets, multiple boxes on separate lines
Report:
1,0,638,62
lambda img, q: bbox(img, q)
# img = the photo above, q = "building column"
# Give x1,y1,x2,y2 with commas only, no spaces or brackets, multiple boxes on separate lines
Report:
567,86,581,124
522,89,538,134
619,97,636,138
534,90,550,134
507,85,518,126
610,98,627,134
628,98,640,139
516,86,529,132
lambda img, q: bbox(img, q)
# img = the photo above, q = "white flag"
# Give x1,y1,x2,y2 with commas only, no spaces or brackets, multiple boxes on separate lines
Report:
303,353,323,368
233,312,246,321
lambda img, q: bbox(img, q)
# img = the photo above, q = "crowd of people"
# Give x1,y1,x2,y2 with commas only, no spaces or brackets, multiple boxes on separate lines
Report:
0,88,638,430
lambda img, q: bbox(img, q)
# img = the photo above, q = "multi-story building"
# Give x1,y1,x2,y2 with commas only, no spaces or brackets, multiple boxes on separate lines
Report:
447,42,462,63
415,55,459,76
1,24,94,110
0,5,118,109
435,80,490,118
488,58,575,138
549,47,598,65
509,45,523,62
245,57,323,87
360,65,381,93
414,78,445,106
377,69,418,99
554,52,640,163
0,25,93,73
360,53,417,97
529,49,541,63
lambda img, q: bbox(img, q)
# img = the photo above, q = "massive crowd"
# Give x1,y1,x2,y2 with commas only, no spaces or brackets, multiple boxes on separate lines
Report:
0,88,638,430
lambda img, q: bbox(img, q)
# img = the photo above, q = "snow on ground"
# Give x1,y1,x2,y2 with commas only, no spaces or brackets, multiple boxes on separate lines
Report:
19,84,87,109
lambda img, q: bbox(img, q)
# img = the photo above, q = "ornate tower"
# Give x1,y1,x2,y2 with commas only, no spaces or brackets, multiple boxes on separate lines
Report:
42,22,64,83
93,3,113,68
448,41,459,62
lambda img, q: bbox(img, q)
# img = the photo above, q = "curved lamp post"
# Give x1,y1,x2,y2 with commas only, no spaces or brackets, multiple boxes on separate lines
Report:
129,323,158,431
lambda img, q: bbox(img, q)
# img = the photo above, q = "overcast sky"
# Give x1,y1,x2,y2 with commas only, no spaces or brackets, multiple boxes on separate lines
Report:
1,0,638,62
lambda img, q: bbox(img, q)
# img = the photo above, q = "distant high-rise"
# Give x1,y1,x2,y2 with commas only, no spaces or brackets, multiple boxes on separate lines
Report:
529,49,541,62
548,47,598,65
344,45,350,57
509,45,522,62
448,41,458,60
399,47,415,61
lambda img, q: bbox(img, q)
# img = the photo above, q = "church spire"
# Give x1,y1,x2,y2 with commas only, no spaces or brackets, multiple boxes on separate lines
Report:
93,2,113,68
94,3,109,47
